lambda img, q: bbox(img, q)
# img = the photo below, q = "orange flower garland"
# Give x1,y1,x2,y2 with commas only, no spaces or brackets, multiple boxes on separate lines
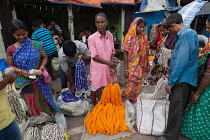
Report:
85,83,130,136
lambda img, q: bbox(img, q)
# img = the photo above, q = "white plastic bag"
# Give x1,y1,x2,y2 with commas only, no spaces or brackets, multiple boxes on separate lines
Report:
136,98,169,135
136,78,170,136
28,112,52,126
54,112,67,131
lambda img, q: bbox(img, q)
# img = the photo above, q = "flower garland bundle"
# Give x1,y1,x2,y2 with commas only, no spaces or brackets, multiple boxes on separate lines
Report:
75,59,89,92
85,83,130,136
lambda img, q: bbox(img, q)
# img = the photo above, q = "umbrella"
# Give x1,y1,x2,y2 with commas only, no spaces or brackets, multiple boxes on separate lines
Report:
197,2,210,15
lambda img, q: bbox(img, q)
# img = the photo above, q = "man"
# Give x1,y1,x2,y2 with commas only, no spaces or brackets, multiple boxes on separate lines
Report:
32,21,57,80
0,72,22,139
47,19,64,42
157,13,199,140
88,12,117,105
58,40,91,92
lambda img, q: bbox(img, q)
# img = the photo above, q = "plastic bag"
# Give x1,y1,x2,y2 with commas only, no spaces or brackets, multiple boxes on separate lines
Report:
54,112,67,131
124,100,135,123
18,119,29,134
51,57,59,71
28,112,52,126
0,58,8,73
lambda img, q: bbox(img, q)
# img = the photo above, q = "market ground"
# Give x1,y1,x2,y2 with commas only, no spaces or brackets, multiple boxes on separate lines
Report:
51,61,190,140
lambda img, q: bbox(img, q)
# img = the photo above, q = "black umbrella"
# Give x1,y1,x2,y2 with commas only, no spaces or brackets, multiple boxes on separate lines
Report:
197,2,210,15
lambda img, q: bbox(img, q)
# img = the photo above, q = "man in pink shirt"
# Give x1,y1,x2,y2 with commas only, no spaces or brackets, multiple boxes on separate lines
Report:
88,12,117,105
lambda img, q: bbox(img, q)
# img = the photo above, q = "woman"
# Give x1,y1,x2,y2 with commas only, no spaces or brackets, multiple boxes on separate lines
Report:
181,18,210,139
122,17,149,102
6,20,60,116
148,21,176,85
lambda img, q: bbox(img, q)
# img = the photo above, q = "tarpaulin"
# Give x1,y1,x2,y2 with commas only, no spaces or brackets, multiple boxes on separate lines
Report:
48,0,134,7
178,0,207,26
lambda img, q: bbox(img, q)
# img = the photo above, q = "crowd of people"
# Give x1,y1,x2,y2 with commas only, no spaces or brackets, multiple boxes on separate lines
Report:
0,12,209,140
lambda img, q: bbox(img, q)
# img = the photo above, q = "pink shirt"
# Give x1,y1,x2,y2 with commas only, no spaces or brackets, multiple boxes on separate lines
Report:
88,31,117,89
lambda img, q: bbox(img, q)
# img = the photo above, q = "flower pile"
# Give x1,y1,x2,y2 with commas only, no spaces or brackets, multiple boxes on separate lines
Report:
85,83,130,136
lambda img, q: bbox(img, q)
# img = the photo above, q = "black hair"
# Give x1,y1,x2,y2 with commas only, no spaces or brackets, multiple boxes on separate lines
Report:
11,20,28,33
158,24,167,29
137,18,147,26
37,15,43,20
166,13,183,28
95,12,107,20
84,27,90,31
31,21,40,28
50,18,56,22
50,27,59,35
62,40,77,57
207,18,210,24
110,26,115,30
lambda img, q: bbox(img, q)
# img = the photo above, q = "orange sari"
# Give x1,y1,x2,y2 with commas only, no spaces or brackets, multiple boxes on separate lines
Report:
122,17,149,102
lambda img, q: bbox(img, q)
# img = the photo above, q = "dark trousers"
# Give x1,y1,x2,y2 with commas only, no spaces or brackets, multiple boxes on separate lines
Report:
0,120,22,140
163,83,195,140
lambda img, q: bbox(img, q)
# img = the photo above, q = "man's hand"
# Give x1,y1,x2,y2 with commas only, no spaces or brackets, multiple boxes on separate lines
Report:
165,84,172,95
110,68,116,76
109,62,117,69
69,85,76,93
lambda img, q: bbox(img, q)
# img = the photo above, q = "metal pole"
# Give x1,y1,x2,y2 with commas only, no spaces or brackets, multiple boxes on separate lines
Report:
67,4,75,41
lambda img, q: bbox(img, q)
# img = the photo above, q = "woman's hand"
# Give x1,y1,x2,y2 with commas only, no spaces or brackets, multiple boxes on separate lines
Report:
124,71,129,79
191,92,200,103
22,70,30,77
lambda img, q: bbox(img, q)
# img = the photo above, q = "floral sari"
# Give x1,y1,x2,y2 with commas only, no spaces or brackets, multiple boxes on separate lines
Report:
13,38,60,116
122,17,149,102
181,40,210,139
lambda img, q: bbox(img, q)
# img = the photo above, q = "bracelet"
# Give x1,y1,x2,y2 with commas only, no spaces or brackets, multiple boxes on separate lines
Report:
204,72,210,76
193,94,200,97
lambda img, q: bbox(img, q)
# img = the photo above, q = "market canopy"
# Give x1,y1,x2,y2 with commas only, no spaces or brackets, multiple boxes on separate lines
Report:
48,0,134,8
178,0,207,26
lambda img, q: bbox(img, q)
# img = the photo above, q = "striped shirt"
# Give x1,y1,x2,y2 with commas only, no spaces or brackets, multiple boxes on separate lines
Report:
31,27,57,56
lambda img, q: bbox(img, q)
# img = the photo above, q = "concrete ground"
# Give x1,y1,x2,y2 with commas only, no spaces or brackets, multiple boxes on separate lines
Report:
51,61,190,140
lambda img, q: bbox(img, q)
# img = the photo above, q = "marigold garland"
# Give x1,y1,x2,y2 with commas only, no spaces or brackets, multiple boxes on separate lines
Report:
85,83,130,136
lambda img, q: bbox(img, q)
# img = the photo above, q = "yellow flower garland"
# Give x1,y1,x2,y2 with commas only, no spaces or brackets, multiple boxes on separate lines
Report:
85,83,130,136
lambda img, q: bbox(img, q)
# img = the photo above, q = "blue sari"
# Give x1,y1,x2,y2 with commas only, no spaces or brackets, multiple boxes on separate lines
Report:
13,38,60,113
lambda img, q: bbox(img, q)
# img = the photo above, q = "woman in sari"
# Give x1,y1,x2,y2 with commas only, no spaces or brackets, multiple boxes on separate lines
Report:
6,20,60,116
122,17,149,102
148,21,176,85
181,18,210,140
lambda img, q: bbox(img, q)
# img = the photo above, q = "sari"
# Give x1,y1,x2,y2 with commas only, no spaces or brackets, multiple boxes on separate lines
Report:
181,41,210,140
149,21,175,85
122,17,149,102
13,38,60,116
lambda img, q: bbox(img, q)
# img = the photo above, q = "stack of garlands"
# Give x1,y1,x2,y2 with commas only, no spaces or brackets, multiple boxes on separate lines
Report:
85,83,130,136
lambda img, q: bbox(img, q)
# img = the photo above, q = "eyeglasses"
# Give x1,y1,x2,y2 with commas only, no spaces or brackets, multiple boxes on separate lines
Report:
206,27,210,29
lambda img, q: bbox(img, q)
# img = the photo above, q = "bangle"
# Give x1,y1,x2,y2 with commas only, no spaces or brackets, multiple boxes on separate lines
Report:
40,66,44,70
20,69,23,75
193,93,200,97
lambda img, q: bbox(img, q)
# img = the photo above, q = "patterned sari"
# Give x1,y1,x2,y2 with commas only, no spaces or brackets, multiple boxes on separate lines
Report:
149,21,175,85
181,41,210,139
13,38,60,116
122,17,149,102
